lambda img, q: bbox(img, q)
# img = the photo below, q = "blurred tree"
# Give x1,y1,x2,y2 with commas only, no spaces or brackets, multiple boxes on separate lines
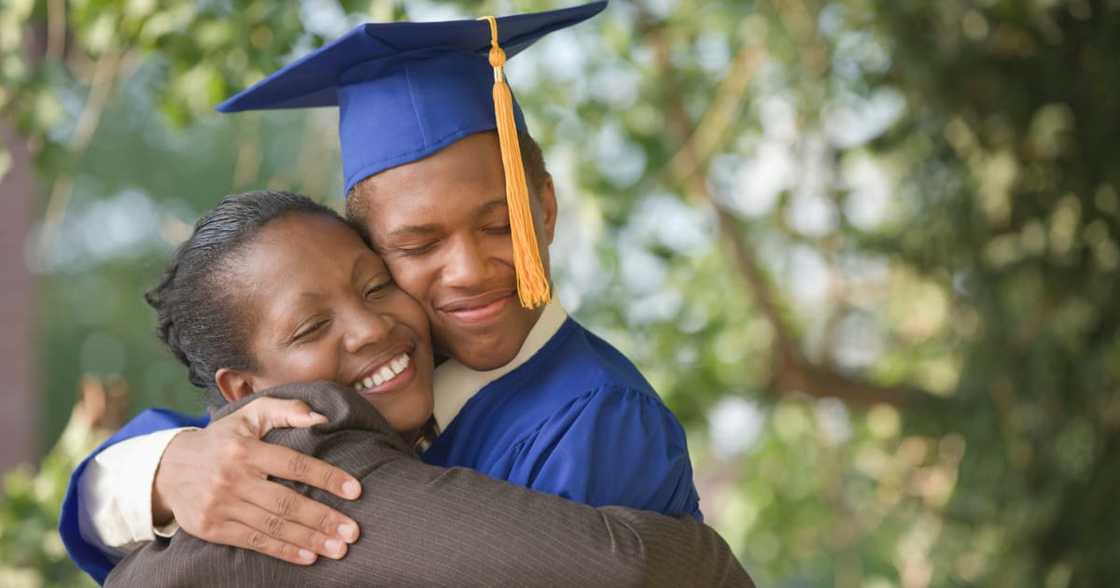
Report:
0,377,126,588
2,0,1117,587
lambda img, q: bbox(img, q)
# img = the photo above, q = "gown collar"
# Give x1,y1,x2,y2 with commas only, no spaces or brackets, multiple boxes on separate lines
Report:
431,299,568,430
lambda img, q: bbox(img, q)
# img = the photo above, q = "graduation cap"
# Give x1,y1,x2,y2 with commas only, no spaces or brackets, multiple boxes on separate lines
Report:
217,1,608,309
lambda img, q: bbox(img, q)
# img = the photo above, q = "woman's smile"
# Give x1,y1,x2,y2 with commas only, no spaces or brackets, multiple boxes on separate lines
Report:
223,212,435,433
352,350,416,396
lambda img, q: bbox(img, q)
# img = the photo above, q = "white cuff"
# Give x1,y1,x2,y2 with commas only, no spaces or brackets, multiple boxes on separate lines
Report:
153,518,180,539
77,427,198,558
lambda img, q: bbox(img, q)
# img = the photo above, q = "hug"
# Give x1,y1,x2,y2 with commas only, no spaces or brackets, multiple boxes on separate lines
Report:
58,2,753,586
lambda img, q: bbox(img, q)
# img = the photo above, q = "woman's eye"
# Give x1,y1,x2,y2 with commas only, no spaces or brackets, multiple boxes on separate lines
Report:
294,320,328,342
365,280,395,299
484,224,511,235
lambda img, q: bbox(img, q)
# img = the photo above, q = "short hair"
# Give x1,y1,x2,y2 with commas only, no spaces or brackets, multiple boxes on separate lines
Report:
145,190,347,405
345,129,549,228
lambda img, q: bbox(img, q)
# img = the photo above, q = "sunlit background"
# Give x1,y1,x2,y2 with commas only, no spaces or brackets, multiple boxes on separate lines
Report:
2,1,1118,586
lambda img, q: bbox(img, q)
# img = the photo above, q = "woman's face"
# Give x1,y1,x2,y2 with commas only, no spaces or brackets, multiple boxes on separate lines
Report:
217,213,434,433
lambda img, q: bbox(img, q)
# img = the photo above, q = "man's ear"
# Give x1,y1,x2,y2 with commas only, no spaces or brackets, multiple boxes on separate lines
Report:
534,173,558,247
215,368,257,404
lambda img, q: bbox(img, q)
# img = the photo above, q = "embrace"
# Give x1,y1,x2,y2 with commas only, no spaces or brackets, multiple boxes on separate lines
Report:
59,3,753,586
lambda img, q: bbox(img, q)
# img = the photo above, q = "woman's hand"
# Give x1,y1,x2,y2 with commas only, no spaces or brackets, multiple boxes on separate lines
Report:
152,397,362,564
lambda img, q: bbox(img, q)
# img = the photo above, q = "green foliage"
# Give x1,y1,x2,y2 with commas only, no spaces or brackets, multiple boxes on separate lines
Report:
4,1,1119,587
0,417,102,588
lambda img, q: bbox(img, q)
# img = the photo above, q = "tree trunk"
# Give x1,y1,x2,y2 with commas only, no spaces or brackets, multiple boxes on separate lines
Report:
0,123,38,470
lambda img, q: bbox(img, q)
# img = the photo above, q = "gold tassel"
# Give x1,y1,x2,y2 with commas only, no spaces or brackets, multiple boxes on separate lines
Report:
480,15,551,309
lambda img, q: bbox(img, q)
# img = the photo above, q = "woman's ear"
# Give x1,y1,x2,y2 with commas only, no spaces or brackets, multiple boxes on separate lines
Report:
215,368,257,404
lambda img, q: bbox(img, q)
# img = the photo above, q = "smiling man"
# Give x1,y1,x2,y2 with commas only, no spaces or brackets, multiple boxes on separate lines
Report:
350,131,549,372
59,1,714,583
350,127,700,515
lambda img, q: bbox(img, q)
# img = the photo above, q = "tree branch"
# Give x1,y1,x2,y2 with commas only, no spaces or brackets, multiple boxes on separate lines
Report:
645,14,934,409
46,0,67,60
665,38,765,186
38,49,124,255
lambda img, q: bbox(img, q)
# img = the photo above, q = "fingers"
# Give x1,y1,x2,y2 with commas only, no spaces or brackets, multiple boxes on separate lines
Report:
247,440,362,501
218,519,321,566
235,496,351,560
235,398,328,438
200,394,362,564
244,478,361,545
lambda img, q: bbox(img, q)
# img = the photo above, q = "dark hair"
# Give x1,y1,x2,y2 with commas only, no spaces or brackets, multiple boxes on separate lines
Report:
146,190,346,405
345,129,549,227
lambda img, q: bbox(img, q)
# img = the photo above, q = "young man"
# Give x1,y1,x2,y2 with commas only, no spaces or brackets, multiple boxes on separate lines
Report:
60,2,718,582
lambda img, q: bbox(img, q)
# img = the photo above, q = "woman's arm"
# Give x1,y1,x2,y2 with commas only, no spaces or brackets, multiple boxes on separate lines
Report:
107,381,753,587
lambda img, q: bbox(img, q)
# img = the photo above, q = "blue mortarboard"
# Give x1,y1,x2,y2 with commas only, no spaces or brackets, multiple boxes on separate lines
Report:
217,1,608,309
217,1,607,196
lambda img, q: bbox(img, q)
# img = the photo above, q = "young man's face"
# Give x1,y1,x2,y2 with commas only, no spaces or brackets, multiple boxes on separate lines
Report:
357,132,558,370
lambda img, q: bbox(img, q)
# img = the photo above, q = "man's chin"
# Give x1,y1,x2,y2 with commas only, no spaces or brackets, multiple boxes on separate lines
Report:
432,306,539,370
435,330,522,370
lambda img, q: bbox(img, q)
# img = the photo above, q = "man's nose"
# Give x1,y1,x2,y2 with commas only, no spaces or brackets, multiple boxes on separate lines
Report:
343,309,394,353
440,234,491,290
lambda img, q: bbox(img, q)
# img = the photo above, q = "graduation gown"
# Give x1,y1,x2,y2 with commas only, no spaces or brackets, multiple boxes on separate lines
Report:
60,409,209,583
59,318,700,584
422,317,701,519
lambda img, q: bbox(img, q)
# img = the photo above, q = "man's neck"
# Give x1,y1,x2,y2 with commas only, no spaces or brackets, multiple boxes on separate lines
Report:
430,300,569,429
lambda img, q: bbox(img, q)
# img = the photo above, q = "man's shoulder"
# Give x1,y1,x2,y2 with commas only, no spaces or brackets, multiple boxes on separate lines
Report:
438,320,680,465
505,319,683,434
513,365,699,518
537,319,657,395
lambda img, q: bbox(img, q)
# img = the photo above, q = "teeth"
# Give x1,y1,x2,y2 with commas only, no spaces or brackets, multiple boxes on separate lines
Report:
355,353,412,391
390,354,410,374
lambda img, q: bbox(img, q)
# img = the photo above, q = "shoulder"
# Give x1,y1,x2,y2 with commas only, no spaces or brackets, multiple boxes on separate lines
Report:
515,319,683,443
571,321,652,385
526,319,657,397
510,384,700,516
538,384,686,446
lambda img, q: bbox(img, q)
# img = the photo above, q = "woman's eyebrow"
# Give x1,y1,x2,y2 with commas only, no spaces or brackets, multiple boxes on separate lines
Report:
277,291,324,316
350,255,389,285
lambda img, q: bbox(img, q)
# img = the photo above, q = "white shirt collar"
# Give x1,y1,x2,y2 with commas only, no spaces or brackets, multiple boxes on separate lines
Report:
431,299,568,430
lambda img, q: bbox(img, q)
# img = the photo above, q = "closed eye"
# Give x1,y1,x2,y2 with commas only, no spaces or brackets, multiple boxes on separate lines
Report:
484,224,511,235
364,279,395,299
395,242,438,256
292,319,330,343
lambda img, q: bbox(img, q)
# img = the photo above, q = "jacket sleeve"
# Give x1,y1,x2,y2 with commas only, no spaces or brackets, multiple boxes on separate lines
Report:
106,383,753,588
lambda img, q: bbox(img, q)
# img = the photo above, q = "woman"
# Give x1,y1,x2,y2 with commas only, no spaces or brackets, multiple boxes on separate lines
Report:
145,190,436,440
102,189,750,587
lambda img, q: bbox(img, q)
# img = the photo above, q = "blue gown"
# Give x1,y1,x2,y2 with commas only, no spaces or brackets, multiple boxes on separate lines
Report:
59,409,209,584
59,318,700,584
423,318,701,518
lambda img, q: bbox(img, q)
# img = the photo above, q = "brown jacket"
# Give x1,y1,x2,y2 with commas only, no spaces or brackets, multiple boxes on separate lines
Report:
106,382,753,587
